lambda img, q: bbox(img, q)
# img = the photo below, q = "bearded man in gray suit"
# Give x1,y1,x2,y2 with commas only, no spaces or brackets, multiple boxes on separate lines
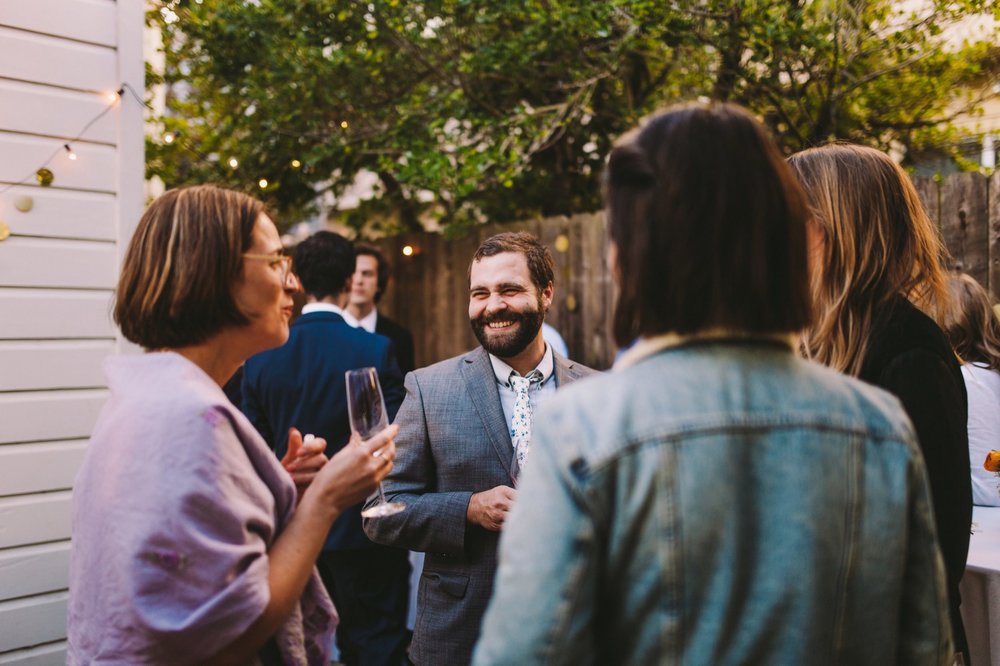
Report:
363,231,596,666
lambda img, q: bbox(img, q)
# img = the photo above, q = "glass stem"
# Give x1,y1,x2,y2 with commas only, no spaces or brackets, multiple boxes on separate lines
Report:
378,482,388,505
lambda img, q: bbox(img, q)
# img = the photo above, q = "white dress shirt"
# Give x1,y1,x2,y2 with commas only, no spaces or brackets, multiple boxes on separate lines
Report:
489,344,557,438
301,302,360,328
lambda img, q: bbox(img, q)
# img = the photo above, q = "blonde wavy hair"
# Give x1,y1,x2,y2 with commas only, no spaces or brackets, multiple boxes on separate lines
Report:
787,144,950,376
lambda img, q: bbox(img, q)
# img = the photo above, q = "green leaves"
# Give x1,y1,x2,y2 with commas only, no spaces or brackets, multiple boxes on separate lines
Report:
147,0,999,233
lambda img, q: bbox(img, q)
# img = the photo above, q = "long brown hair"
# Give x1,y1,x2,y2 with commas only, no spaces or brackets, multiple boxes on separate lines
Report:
942,273,1000,370
604,102,812,345
787,144,950,376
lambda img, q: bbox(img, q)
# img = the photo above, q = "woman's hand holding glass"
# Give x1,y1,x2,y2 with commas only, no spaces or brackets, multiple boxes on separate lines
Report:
301,424,399,515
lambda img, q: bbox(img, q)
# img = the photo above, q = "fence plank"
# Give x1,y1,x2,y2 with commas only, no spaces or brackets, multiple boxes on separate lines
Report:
990,171,1000,301
940,172,989,287
912,176,940,230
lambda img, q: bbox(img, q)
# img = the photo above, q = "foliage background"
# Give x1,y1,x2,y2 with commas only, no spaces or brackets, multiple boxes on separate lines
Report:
147,0,1000,234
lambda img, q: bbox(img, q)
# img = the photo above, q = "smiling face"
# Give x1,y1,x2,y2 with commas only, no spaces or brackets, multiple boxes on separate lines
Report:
469,251,553,359
232,214,298,354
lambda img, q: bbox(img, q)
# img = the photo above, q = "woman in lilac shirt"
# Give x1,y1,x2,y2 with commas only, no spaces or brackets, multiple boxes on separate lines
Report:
68,185,397,664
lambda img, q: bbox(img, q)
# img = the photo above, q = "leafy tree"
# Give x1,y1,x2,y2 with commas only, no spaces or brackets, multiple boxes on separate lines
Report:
147,0,999,233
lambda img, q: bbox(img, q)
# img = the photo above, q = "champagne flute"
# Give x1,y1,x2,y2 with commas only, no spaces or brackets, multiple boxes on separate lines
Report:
347,367,405,518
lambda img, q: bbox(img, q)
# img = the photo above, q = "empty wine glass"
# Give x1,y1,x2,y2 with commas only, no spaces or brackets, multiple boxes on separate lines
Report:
346,367,405,518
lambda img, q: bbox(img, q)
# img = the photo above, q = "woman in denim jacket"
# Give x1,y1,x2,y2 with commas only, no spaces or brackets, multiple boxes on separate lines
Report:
473,104,952,665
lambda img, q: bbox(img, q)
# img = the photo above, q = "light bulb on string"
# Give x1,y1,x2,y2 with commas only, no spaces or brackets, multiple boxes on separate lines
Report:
64,144,77,161
258,178,268,189
228,157,239,169
291,159,301,169
340,120,349,129
163,132,175,144
402,245,414,257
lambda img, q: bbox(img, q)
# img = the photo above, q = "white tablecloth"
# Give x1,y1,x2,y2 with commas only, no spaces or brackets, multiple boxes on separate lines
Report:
961,506,1000,666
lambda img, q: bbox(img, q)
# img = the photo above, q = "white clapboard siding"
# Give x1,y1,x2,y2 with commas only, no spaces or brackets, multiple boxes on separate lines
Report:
0,341,111,391
0,238,116,290
0,0,117,47
0,592,68,653
0,79,116,144
0,390,107,445
0,4,142,661
0,543,70,601
0,441,88,496
0,641,66,665
0,289,114,339
0,26,115,92
0,186,115,241
0,134,116,192
0,492,72,549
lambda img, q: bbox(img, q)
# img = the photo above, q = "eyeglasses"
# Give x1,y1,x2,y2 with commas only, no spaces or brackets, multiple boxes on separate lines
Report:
243,253,296,284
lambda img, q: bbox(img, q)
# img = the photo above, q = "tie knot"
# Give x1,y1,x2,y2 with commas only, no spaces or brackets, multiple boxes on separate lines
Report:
510,369,542,389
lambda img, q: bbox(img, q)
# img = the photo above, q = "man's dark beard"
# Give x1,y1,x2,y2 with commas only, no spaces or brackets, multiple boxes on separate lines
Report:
471,307,544,358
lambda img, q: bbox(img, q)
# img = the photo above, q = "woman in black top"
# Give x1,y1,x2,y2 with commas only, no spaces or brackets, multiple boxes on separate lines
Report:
789,144,972,663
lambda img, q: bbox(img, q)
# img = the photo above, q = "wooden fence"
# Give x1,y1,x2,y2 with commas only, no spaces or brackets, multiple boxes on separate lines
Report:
376,171,1000,371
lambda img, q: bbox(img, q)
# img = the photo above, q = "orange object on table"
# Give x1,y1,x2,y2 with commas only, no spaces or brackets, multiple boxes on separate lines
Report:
984,450,1000,473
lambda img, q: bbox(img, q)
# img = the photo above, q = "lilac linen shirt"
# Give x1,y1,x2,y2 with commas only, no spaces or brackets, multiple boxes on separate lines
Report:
68,352,335,665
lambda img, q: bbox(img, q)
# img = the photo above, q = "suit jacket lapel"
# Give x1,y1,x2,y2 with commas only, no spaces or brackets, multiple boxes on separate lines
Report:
460,347,515,472
553,353,583,387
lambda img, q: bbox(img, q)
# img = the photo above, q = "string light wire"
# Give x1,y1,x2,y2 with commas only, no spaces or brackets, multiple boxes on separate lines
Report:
0,84,147,195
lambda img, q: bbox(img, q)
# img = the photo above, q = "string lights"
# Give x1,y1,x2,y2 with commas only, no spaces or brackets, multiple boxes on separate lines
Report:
0,83,145,195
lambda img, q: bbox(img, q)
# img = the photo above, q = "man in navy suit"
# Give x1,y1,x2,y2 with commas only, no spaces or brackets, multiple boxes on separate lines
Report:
242,231,409,665
347,244,416,374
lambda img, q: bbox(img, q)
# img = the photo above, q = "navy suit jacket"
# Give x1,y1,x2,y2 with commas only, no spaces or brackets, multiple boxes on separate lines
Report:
241,310,405,550
376,312,415,374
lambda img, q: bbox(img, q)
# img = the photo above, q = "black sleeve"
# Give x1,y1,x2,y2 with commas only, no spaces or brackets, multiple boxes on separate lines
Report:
877,349,972,589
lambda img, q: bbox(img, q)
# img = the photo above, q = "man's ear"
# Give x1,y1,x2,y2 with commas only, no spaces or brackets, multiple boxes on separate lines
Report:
541,281,554,311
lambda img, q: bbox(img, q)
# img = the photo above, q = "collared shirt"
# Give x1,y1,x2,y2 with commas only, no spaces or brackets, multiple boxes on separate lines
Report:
301,302,360,328
489,344,557,438
357,308,378,334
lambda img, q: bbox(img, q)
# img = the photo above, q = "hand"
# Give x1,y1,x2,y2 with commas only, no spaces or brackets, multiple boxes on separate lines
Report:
467,485,517,531
280,428,328,493
307,424,399,515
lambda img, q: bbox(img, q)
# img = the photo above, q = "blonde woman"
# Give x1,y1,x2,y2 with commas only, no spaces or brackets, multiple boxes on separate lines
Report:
788,144,972,663
943,273,1000,507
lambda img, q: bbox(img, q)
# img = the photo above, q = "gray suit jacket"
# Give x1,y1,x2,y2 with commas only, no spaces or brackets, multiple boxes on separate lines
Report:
363,346,596,666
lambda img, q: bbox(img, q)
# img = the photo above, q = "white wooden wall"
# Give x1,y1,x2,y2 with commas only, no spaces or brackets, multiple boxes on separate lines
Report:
0,1,143,663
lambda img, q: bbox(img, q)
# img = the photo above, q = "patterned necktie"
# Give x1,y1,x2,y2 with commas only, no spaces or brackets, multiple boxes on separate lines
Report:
509,369,543,480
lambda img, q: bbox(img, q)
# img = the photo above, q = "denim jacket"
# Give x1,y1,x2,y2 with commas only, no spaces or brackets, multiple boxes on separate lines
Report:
473,339,952,666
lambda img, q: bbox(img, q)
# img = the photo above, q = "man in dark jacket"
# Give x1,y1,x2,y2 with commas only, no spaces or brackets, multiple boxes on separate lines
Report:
242,231,409,665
